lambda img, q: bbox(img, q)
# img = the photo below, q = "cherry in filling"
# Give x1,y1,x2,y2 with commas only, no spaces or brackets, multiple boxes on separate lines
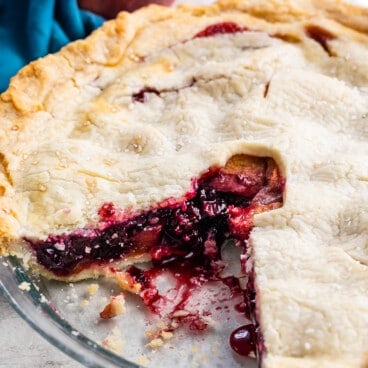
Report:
27,154,284,357
230,324,256,357
194,22,248,38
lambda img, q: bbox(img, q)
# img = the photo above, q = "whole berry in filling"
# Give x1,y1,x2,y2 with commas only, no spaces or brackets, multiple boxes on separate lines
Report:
230,324,257,357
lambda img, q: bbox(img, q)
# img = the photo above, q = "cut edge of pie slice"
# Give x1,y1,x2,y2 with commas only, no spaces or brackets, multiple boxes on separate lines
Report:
1,1,368,367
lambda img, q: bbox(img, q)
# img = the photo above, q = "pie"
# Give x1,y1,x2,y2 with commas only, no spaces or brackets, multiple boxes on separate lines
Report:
1,0,368,366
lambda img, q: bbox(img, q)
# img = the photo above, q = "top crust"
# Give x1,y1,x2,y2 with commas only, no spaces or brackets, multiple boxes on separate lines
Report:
0,1,368,367
2,0,368,113
0,0,367,242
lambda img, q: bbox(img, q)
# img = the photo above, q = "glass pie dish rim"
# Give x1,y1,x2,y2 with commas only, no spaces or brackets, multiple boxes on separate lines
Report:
0,255,141,368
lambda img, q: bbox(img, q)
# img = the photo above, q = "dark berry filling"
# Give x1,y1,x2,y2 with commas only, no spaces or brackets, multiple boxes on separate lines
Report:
132,87,161,103
132,79,196,104
263,81,270,98
194,22,248,38
305,25,336,56
27,155,284,359
27,155,282,278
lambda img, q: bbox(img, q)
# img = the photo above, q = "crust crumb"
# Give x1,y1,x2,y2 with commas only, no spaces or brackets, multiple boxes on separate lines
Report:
18,281,31,291
146,319,176,343
160,330,173,340
108,269,142,294
86,283,99,296
171,309,190,318
147,338,164,349
99,293,125,319
81,299,90,308
136,355,150,366
101,326,123,354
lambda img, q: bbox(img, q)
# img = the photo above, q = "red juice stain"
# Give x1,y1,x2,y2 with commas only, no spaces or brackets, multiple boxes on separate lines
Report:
98,202,116,221
221,275,242,296
235,301,246,314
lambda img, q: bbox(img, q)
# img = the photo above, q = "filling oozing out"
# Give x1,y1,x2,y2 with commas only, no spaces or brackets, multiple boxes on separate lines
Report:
28,155,283,277
27,154,284,358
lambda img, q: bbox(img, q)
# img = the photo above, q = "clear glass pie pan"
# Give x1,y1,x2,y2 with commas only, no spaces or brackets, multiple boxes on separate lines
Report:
0,243,257,368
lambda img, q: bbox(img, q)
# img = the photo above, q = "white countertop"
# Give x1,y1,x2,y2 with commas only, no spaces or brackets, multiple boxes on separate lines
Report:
0,294,83,368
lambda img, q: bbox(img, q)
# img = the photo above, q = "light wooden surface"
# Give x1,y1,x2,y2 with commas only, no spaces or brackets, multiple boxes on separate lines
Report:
0,294,83,368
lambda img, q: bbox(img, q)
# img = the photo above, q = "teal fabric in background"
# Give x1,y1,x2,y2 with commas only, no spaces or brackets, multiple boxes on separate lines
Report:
0,0,104,92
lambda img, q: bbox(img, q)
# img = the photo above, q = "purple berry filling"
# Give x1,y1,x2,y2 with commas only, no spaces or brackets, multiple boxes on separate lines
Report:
305,25,336,56
27,156,283,278
27,155,284,360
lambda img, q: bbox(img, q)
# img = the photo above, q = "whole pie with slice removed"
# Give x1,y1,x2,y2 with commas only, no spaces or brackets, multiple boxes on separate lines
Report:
1,0,368,366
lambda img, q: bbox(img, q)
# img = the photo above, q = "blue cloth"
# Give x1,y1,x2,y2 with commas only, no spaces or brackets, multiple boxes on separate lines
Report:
0,0,104,92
